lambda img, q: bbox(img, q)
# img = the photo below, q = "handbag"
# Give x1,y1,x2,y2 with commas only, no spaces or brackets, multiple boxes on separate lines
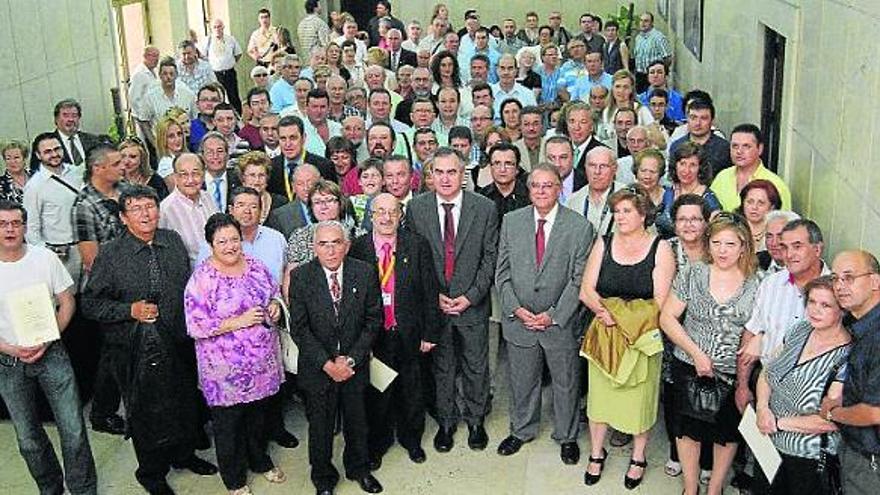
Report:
272,296,299,374
816,362,844,495
679,366,734,423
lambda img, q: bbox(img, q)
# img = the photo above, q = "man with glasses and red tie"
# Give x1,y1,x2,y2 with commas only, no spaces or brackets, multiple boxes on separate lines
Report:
495,163,593,465
349,193,441,470
406,147,499,453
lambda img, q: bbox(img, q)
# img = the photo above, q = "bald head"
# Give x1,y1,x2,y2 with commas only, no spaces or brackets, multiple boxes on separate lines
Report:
831,250,880,318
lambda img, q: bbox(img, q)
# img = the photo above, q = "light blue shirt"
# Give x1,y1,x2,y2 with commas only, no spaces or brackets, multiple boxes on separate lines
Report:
197,225,288,283
269,78,296,113
569,72,613,102
491,82,537,119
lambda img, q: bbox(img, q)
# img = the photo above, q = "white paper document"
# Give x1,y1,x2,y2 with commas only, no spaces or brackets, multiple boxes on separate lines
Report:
738,405,782,481
6,283,60,347
370,357,398,392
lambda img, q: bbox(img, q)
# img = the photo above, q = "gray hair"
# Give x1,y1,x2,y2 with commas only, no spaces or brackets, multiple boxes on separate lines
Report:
314,220,349,241
766,209,800,226
292,163,320,181
528,163,562,185
782,218,824,245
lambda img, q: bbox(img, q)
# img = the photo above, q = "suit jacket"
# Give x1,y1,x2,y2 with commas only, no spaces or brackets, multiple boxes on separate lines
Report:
264,198,309,239
385,48,417,72
405,191,498,326
495,205,593,349
267,152,336,199
574,135,610,173
203,168,242,212
349,230,442,355
572,167,588,191
289,257,383,392
30,130,103,172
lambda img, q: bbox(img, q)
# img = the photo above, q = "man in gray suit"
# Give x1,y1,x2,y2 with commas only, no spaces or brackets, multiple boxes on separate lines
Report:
264,163,320,239
495,163,593,465
406,147,499,453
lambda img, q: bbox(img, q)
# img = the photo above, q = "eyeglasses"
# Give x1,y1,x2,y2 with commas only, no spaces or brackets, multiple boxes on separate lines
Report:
830,272,874,286
372,208,400,218
491,162,516,170
0,220,24,229
587,163,612,172
125,203,158,215
311,198,339,207
675,216,704,225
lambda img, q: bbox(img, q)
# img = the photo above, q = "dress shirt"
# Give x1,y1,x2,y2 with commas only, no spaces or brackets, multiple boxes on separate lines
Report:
436,191,463,239
566,181,625,237
322,263,345,298
22,164,85,245
141,83,196,125
490,82,538,118
560,171,575,204
205,171,228,211
200,34,243,71
57,130,86,165
297,14,330,54
569,72,614,101
159,189,219,266
534,203,559,252
247,26,277,65
129,63,157,119
303,118,343,156
269,78,296,113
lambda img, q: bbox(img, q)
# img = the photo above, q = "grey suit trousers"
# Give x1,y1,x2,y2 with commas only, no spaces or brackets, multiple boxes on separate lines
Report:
434,321,490,428
506,340,580,443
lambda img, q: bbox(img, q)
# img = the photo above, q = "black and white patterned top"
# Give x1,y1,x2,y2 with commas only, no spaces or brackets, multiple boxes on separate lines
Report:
0,170,27,204
672,261,761,375
766,320,850,459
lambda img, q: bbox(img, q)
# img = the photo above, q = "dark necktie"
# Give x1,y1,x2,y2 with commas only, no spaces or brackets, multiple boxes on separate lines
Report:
330,271,341,315
442,203,455,283
536,218,546,267
69,136,83,165
146,244,162,311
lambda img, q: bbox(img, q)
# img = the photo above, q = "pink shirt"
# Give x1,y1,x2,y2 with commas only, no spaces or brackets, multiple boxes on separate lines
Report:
340,166,363,196
159,189,219,267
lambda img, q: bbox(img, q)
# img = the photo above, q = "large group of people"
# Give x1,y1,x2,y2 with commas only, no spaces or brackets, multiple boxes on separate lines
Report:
0,3,878,495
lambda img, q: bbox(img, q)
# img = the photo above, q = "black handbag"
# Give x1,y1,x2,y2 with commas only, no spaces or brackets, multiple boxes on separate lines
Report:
679,369,734,423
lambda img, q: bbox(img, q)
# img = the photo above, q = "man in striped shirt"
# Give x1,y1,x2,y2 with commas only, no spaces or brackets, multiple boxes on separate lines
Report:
632,12,673,93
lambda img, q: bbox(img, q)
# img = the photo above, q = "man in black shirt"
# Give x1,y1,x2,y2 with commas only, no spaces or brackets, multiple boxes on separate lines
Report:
478,142,530,228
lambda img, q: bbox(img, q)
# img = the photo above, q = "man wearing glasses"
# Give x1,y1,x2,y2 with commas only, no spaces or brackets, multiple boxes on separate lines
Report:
477,142,530,227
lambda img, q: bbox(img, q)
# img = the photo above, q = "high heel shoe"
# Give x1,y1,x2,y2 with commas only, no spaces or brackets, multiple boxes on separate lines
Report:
583,448,608,486
623,458,648,490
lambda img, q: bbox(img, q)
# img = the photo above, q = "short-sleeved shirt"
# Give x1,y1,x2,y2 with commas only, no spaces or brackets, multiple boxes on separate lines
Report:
0,245,73,345
633,28,673,73
710,161,792,211
72,184,123,244
197,226,287,284
766,321,849,458
200,34,243,72
842,302,880,454
672,262,761,374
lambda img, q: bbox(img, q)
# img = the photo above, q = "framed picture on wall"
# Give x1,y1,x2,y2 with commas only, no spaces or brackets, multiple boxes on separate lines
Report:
657,0,669,20
668,0,679,35
683,0,704,61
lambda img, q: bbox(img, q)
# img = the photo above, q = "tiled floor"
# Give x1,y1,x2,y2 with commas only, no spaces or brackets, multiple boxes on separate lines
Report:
0,325,742,494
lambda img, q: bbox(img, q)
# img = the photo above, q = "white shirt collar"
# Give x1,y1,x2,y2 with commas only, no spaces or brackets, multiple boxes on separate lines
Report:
322,262,344,283
436,190,463,209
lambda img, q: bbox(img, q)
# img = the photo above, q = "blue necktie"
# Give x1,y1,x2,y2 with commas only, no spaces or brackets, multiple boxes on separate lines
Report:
213,178,223,210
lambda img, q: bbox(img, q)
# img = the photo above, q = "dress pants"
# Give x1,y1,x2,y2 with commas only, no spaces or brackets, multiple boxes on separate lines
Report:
434,321,490,428
367,329,425,457
506,340,580,442
132,440,192,493
841,441,880,495
304,373,370,491
214,68,242,114
0,343,97,495
211,397,274,490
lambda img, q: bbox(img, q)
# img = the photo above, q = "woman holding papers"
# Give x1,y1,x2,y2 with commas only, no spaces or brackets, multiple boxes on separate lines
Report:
184,213,286,495
659,212,761,495
753,275,850,494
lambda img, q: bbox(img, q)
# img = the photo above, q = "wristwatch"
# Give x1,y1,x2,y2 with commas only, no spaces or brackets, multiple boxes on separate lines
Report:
345,356,356,368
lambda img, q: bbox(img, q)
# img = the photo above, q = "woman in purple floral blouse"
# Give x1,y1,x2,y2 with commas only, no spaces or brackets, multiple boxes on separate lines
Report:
184,213,286,495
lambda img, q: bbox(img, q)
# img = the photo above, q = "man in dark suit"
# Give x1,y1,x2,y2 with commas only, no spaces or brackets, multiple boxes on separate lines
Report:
289,220,384,495
30,99,102,172
544,136,587,205
199,131,242,212
266,115,335,200
264,163,320,239
405,147,498,453
494,164,593,464
349,193,441,470
384,28,417,72
564,103,609,173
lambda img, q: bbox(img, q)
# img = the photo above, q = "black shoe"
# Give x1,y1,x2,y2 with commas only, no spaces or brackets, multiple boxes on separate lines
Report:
368,455,382,471
272,429,300,448
91,414,125,435
467,424,488,451
172,455,218,476
496,435,525,456
560,442,580,465
583,448,608,486
407,446,427,464
355,474,383,493
316,489,333,495
194,430,211,450
433,426,455,453
624,458,647,490
609,429,633,447
730,471,753,490
145,481,175,495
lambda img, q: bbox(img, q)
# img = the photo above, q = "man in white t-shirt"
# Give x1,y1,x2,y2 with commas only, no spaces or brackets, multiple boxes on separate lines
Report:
0,200,96,495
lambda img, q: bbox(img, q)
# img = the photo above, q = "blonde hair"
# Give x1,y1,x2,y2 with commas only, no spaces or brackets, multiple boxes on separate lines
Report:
703,212,759,277
154,115,183,158
236,150,272,176
118,138,152,178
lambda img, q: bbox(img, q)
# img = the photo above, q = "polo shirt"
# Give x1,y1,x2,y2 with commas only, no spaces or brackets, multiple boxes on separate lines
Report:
710,161,792,211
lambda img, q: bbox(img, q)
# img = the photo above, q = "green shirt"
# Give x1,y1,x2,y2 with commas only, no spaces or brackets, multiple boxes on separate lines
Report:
710,161,792,211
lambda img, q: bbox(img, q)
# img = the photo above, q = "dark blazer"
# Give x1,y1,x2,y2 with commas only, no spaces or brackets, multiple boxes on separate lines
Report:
385,48,417,71
30,130,103,172
574,136,610,173
572,167,588,191
267,152,336,199
405,191,498,326
289,257,383,392
203,168,242,212
349,229,442,354
264,198,309,239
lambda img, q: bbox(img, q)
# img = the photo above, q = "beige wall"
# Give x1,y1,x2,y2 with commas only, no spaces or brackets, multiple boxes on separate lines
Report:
396,1,618,31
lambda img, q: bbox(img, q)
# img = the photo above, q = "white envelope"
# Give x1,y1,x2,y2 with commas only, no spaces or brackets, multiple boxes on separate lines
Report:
370,357,398,392
738,405,782,482
6,283,60,346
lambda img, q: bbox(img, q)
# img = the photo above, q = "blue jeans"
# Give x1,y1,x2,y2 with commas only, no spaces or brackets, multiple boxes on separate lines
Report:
0,342,97,495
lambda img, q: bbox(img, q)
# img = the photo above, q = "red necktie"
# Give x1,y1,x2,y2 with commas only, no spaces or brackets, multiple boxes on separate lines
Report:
442,203,455,283
536,218,546,266
330,272,341,315
380,243,396,330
